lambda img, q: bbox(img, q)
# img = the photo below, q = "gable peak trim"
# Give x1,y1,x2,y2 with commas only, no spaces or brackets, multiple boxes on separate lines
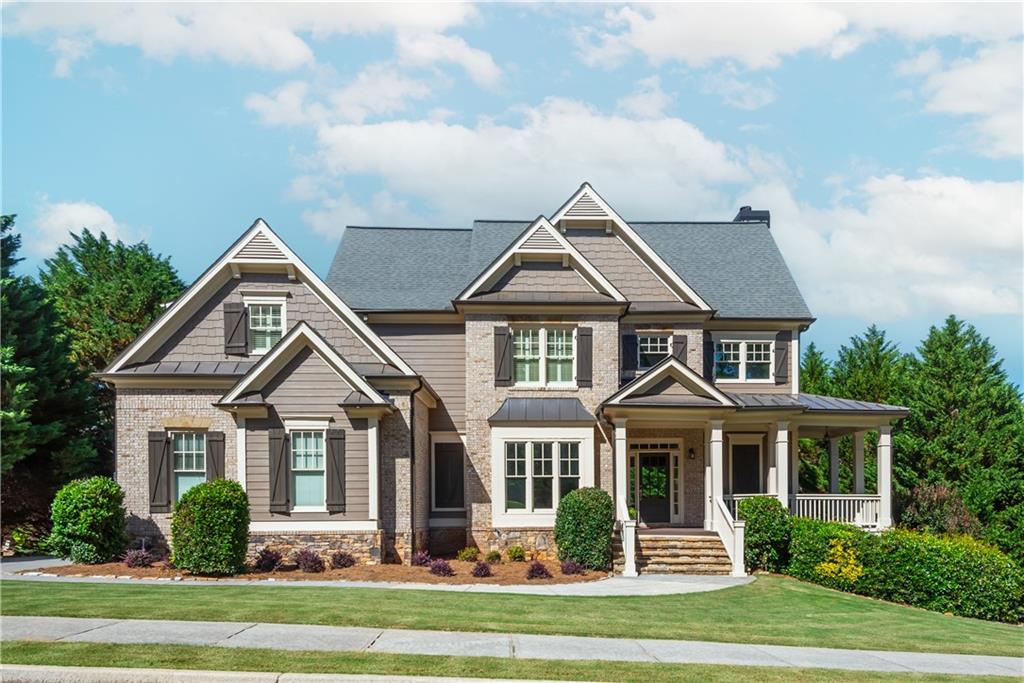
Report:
605,355,734,407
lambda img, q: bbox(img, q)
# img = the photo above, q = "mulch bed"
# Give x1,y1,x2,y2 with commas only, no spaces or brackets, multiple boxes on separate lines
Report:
37,559,604,585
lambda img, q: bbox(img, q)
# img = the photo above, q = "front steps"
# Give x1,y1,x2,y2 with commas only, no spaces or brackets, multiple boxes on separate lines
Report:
613,532,732,575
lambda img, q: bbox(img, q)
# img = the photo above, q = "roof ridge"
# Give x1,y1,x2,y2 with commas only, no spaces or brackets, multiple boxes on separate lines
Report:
631,220,768,225
345,225,472,232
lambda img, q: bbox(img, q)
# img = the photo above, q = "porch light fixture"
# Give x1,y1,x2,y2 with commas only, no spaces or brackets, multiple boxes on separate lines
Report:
687,447,695,460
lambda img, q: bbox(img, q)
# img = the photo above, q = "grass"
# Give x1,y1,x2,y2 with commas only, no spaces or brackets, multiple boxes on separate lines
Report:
2,575,1020,657
1,642,1017,683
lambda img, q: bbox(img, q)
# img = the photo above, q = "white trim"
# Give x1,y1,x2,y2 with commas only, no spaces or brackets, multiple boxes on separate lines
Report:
550,184,712,310
288,427,328,513
791,332,800,395
509,325,578,389
628,440,683,525
490,425,595,528
431,433,466,513
250,521,378,532
281,417,331,431
636,333,671,371
242,294,287,357
605,355,734,406
367,416,379,521
236,417,246,491
728,433,764,495
711,335,776,384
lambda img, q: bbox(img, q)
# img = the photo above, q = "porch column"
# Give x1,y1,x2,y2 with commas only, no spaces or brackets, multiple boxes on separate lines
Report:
367,416,379,522
710,420,724,521
614,418,629,521
828,437,840,494
775,421,789,507
766,424,778,495
853,431,866,494
877,425,893,529
790,427,799,498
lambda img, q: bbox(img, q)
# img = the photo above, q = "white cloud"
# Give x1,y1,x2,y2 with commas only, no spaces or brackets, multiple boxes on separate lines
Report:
702,66,776,110
395,31,501,87
50,36,90,77
28,199,142,256
895,47,942,77
302,191,420,238
245,81,323,127
615,76,671,118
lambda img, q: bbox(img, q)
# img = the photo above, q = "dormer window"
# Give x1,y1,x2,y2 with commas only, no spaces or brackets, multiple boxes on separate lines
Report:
714,340,773,382
244,298,285,355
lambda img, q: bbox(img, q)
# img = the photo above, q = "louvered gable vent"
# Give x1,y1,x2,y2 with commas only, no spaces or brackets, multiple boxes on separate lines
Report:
237,232,286,260
521,227,562,251
564,192,607,218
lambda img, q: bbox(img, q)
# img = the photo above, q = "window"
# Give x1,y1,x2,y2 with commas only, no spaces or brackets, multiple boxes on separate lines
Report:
290,430,325,509
715,340,773,382
504,440,581,512
512,327,575,386
171,432,205,501
248,303,283,354
432,441,465,511
638,334,671,370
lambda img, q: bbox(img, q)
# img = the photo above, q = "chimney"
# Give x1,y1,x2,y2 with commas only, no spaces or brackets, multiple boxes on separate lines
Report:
734,206,770,228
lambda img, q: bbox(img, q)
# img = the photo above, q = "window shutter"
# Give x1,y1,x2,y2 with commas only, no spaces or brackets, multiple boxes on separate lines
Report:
206,431,225,480
775,331,791,385
148,432,172,513
326,429,346,514
269,428,290,514
621,334,638,372
494,327,512,386
703,332,714,380
224,302,248,356
576,327,593,387
672,335,688,362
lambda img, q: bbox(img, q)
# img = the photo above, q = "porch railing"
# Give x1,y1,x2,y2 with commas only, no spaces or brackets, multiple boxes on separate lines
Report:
722,493,762,518
792,494,881,528
713,497,746,577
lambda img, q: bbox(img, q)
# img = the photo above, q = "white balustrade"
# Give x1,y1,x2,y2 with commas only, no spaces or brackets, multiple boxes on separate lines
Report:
722,493,764,518
791,494,881,528
714,496,746,577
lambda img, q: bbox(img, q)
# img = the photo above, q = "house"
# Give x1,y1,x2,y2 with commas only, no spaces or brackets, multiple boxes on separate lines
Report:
100,183,908,575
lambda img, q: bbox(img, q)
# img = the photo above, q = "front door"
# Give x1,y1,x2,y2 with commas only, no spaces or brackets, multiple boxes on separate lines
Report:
639,453,670,523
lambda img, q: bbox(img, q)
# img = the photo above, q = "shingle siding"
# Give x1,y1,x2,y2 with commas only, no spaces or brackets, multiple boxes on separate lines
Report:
565,230,679,302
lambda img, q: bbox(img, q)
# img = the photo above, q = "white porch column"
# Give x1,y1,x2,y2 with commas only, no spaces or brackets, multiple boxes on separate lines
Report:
614,418,629,521
367,416,379,522
766,424,778,496
776,421,789,507
710,420,724,523
790,427,799,498
853,431,866,495
828,437,841,494
877,425,893,529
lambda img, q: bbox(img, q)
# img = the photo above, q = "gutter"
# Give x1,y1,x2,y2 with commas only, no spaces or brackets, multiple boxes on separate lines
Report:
408,377,425,554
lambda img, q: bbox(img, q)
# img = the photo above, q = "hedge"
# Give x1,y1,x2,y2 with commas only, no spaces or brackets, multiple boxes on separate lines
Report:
737,496,791,573
47,476,128,564
170,479,250,575
554,487,615,570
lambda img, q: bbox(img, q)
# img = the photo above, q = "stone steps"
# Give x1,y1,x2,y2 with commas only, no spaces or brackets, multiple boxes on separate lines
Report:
613,532,733,576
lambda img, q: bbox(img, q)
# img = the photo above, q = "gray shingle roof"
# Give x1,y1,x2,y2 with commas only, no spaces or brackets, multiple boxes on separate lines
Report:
488,398,594,423
327,219,812,319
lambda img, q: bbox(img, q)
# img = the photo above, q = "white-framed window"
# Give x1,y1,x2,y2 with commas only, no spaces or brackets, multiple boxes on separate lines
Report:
512,327,575,386
431,437,465,512
171,431,206,501
714,339,774,382
638,334,671,370
245,297,286,355
290,430,326,511
503,440,581,512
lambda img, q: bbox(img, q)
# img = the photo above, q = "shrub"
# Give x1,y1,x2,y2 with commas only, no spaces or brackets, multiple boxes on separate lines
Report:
253,548,283,573
526,559,552,580
411,550,431,567
560,559,586,575
787,518,873,589
10,523,48,555
456,547,479,562
294,548,325,573
984,504,1024,567
330,551,356,569
554,487,615,570
170,479,249,575
899,484,980,536
47,476,128,564
737,496,791,572
429,558,454,577
122,548,154,568
506,545,526,562
471,560,492,578
485,550,502,564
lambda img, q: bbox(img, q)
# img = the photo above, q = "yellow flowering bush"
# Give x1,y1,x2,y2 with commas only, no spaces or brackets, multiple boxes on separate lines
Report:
815,538,864,588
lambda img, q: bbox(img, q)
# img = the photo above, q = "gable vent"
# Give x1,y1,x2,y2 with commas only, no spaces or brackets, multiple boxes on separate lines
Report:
521,228,562,251
237,232,286,260
564,192,607,218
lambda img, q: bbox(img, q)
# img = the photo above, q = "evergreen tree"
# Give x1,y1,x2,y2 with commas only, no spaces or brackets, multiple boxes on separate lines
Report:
831,325,910,404
800,342,833,395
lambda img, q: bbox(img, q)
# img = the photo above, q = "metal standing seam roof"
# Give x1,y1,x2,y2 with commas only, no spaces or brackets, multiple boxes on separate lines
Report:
724,392,907,414
117,360,256,376
488,398,595,423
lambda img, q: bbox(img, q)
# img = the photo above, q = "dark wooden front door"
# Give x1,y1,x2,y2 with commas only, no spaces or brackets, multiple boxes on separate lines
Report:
639,453,670,523
731,444,760,494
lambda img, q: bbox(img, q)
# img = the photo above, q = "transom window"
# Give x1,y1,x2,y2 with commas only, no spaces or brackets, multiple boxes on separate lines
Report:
291,430,325,510
512,327,575,386
714,340,773,381
248,303,283,354
171,432,205,501
504,441,580,512
638,334,671,370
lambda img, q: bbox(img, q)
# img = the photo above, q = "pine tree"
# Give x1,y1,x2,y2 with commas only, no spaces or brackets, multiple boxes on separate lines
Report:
800,342,833,395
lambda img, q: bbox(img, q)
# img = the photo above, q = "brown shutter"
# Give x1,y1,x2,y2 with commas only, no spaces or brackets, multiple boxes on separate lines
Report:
576,327,593,387
672,335,688,362
269,428,290,514
224,302,248,356
703,332,714,380
621,334,638,372
494,327,512,386
326,429,346,514
148,432,172,513
775,331,792,385
206,431,225,480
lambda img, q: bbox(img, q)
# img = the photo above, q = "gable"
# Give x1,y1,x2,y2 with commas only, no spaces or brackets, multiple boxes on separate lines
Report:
605,356,734,407
565,230,678,302
237,232,287,260
488,261,596,295
262,346,354,407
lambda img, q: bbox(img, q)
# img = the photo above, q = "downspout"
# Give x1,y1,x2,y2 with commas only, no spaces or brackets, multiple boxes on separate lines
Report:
409,378,425,556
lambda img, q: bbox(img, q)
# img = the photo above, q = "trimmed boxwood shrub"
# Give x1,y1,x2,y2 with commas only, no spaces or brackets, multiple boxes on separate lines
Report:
506,545,526,562
737,496,791,572
170,479,249,575
485,550,502,564
787,518,874,588
47,476,128,564
456,547,479,562
554,487,615,570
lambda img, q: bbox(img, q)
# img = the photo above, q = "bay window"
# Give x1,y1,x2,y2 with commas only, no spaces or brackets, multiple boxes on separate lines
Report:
512,327,575,386
714,339,774,382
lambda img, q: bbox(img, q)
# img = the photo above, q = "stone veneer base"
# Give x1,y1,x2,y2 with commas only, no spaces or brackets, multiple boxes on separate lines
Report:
469,527,559,561
249,532,384,565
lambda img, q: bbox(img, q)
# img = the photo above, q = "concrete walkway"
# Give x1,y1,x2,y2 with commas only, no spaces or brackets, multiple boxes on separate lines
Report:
3,616,1021,677
1,557,751,596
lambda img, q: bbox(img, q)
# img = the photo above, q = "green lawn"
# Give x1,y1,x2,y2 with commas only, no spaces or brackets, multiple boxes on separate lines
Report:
2,575,1020,657
1,642,1016,683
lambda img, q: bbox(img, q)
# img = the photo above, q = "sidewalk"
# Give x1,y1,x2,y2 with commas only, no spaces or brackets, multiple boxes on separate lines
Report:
3,616,1021,677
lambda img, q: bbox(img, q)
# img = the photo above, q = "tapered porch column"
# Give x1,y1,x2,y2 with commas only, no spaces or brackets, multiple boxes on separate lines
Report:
613,418,629,521
853,431,866,494
828,437,841,494
710,420,724,521
776,421,789,507
877,425,893,529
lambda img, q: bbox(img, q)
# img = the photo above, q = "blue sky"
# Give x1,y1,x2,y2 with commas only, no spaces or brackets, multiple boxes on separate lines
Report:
4,3,1022,381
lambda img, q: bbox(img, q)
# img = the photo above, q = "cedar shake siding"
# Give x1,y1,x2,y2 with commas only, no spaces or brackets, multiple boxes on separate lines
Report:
488,262,595,294
150,273,381,365
372,324,466,432
565,229,679,302
246,346,371,521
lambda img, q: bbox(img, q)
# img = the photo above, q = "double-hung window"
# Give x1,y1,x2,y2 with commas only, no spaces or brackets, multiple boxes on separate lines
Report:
638,334,671,370
714,340,773,382
247,300,284,354
504,440,581,512
512,327,575,386
291,430,325,510
171,432,206,501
